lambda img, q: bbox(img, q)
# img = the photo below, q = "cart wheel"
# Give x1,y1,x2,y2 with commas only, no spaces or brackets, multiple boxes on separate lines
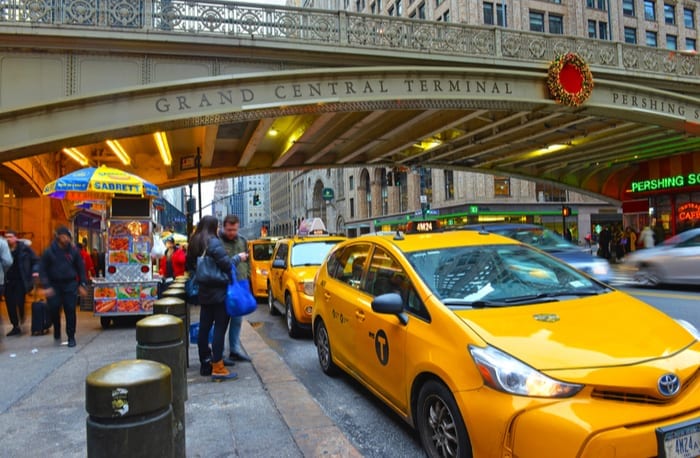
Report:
100,317,111,329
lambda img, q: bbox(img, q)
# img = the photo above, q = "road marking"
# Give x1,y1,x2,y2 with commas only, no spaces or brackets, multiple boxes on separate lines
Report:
620,288,700,301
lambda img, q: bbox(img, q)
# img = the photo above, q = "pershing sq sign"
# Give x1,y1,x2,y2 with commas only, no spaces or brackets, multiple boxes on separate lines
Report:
630,172,700,192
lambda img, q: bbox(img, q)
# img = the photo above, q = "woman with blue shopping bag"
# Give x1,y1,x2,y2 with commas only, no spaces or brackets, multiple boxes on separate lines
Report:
185,215,248,381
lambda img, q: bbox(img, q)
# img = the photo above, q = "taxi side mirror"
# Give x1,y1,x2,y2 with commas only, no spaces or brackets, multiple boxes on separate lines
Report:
372,293,408,325
272,259,286,269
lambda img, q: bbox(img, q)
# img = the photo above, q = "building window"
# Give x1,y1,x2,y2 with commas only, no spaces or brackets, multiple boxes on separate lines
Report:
687,37,697,51
418,2,425,18
436,0,443,6
349,175,354,191
586,0,607,11
624,27,637,44
350,198,355,218
530,11,545,32
684,8,695,28
0,181,20,231
644,1,656,21
646,30,658,46
664,3,675,25
549,14,564,34
443,170,454,200
550,0,562,3
588,20,596,38
599,21,608,40
484,2,506,26
388,5,394,15
442,9,449,21
377,0,382,10
667,34,677,50
494,177,510,197
395,0,402,16
371,2,376,13
623,0,635,17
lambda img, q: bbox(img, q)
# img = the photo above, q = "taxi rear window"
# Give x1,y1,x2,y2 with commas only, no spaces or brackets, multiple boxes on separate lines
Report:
252,243,275,261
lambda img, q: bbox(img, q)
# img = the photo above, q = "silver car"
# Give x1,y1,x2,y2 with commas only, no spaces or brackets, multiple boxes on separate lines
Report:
623,227,700,286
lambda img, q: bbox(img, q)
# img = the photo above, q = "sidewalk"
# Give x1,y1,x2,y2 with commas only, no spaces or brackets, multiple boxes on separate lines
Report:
0,307,360,457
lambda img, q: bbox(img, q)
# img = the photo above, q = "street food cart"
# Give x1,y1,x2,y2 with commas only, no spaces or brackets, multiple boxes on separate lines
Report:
42,166,161,328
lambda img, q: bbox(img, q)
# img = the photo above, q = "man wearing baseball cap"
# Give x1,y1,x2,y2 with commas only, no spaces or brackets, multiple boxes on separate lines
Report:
38,226,88,348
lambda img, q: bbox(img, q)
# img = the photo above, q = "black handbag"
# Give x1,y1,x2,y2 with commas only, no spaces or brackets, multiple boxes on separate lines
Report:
194,249,229,286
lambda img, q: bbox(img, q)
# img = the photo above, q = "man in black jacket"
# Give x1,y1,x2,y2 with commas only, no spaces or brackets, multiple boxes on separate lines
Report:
39,226,87,348
4,230,39,336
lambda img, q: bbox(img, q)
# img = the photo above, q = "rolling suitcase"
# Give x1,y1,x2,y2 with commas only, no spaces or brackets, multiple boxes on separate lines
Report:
31,292,51,336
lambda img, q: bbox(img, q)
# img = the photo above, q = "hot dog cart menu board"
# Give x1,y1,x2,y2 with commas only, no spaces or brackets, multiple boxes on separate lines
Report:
93,282,159,315
107,219,152,282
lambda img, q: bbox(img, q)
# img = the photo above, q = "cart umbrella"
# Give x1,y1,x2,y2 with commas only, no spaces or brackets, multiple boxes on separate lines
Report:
42,165,159,201
160,231,188,244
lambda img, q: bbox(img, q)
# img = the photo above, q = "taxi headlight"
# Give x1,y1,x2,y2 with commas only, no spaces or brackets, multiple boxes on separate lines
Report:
257,268,268,276
676,319,700,340
469,345,583,398
300,281,314,296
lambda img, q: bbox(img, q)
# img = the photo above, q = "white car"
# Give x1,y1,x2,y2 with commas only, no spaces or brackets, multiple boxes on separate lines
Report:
624,227,700,286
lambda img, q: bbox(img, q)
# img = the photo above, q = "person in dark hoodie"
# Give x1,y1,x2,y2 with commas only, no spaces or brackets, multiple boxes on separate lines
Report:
4,230,40,336
38,226,87,348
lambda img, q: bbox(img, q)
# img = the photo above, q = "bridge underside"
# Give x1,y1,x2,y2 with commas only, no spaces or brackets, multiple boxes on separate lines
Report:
1,66,699,202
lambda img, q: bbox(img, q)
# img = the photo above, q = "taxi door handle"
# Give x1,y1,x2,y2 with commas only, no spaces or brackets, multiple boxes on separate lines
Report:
324,292,331,300
355,310,365,322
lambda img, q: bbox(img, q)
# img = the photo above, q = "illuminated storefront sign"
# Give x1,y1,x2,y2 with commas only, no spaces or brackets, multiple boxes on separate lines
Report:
678,202,700,221
630,172,700,192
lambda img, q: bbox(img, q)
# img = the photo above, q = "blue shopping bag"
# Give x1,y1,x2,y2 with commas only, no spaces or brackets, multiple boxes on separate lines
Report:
226,278,257,317
189,322,214,343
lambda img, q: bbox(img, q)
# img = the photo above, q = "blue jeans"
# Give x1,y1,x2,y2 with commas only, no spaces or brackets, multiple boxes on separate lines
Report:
198,302,229,363
47,281,78,338
227,315,243,355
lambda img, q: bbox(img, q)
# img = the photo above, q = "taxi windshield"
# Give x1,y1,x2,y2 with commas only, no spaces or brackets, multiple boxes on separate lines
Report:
405,244,606,307
290,241,342,267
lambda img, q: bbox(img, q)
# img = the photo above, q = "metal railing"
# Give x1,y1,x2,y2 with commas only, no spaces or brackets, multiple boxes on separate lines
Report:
0,0,697,78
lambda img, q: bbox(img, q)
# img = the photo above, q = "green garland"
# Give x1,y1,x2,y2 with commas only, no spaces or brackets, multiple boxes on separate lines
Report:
547,53,594,107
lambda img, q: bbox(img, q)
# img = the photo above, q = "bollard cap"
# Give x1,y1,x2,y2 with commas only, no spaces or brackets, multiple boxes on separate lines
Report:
86,359,172,418
161,288,186,300
153,296,186,316
136,314,183,344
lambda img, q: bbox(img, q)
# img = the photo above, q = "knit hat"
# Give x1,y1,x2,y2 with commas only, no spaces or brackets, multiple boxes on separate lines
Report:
165,236,174,243
55,225,72,239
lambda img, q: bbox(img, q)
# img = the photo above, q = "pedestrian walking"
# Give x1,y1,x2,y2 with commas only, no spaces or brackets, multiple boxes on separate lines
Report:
0,234,14,336
186,215,246,381
640,225,655,248
38,226,87,348
219,215,252,366
4,230,39,336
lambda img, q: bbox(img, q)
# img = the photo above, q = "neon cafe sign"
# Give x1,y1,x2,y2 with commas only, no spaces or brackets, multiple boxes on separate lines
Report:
630,172,700,193
678,202,700,221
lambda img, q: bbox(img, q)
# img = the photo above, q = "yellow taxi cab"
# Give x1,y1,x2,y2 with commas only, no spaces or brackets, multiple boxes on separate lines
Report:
268,218,346,337
248,237,280,299
312,220,700,458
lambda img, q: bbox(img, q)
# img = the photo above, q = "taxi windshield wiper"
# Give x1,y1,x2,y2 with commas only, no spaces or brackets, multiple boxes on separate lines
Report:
504,289,603,304
442,299,508,309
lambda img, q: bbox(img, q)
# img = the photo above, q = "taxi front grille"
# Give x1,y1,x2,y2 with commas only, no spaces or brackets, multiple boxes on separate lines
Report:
591,369,699,405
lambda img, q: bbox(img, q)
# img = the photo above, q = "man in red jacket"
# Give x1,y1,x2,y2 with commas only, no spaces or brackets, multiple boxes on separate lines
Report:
159,236,186,280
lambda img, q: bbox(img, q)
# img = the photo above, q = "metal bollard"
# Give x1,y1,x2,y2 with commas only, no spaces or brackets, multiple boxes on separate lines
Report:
86,359,173,458
156,294,190,368
136,314,187,458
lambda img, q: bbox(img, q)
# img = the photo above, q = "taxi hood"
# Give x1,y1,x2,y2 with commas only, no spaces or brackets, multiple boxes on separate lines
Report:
457,291,696,371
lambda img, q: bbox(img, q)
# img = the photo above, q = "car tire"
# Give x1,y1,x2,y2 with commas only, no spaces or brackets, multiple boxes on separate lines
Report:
100,317,111,329
315,319,340,376
286,293,302,338
416,379,472,458
268,284,280,315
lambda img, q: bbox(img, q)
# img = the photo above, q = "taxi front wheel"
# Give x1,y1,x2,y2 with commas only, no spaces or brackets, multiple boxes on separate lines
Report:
267,284,280,316
314,320,339,376
416,380,472,458
286,293,303,338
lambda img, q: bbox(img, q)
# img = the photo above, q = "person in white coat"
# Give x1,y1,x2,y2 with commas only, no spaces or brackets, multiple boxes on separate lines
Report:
639,225,655,248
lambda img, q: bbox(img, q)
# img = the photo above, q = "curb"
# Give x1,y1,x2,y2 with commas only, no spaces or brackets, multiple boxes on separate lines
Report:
241,320,362,457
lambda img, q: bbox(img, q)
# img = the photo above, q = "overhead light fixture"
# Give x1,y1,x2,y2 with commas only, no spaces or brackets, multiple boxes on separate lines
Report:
267,128,278,137
414,139,442,151
153,132,172,166
62,147,89,166
530,143,568,156
106,139,131,166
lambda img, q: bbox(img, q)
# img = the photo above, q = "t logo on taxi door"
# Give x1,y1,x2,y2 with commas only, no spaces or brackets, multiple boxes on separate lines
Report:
374,329,389,366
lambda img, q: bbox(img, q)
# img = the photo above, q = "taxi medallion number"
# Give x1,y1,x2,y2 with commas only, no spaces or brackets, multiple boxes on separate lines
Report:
657,419,700,458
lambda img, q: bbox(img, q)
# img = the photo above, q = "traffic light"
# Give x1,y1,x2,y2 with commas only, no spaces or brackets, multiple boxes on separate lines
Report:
394,171,403,187
386,172,393,186
562,206,572,217
252,194,261,206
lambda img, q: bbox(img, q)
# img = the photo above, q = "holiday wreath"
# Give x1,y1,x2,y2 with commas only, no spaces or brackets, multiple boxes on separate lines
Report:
547,53,594,107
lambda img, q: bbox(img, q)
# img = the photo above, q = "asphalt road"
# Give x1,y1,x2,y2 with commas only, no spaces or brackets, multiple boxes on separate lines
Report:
248,284,700,457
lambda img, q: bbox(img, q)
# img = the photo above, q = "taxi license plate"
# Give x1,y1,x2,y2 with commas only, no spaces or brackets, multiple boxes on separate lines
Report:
657,418,700,458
